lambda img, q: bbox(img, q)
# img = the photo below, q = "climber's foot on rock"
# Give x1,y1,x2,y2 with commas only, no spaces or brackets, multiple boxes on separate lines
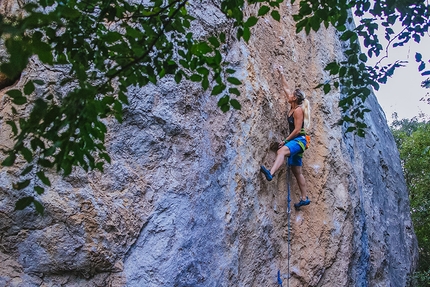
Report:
294,197,310,209
260,165,273,181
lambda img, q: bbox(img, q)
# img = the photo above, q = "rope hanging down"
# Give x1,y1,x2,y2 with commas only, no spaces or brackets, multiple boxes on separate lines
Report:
278,162,292,287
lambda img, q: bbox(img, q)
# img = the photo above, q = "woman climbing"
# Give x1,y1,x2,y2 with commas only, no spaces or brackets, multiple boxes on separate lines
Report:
260,65,311,208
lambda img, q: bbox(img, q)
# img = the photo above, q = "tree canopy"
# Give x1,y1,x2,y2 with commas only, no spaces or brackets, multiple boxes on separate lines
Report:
391,116,430,284
0,0,429,213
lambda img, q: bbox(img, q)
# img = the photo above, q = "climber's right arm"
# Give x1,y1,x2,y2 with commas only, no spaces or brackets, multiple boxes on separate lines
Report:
277,66,292,97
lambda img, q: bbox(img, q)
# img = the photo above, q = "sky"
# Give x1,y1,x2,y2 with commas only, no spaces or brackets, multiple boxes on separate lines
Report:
359,22,430,124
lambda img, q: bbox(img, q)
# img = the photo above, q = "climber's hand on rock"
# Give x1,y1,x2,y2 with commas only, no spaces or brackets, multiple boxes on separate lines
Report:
278,141,285,149
276,65,284,74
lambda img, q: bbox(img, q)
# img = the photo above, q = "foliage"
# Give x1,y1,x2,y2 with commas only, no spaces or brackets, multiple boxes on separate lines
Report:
391,117,430,281
0,0,281,213
410,269,430,287
297,0,430,137
0,0,429,213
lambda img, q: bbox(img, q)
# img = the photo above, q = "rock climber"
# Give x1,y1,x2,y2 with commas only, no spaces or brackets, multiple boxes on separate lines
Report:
260,65,311,208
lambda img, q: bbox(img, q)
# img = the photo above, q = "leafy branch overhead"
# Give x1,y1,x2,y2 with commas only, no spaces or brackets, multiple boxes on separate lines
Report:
0,0,429,213
0,0,282,212
296,0,430,136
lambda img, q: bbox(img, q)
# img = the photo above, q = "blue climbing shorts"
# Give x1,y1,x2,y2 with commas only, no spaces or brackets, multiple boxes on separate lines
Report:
285,136,307,166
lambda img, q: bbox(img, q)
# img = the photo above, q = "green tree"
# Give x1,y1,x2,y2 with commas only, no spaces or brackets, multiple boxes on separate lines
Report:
0,0,429,212
391,117,430,285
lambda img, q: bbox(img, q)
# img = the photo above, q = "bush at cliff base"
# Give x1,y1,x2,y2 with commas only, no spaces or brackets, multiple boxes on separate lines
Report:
410,269,430,286
391,117,430,284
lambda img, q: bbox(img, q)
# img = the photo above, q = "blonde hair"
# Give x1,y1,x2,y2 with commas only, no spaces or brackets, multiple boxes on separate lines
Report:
302,98,311,129
293,89,311,129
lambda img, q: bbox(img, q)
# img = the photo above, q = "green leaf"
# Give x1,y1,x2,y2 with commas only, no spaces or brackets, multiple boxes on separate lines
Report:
24,81,35,95
229,88,240,96
323,83,331,94
211,84,226,95
271,10,281,22
12,96,27,105
21,165,33,176
237,27,243,39
105,31,122,43
190,74,202,82
214,51,222,65
36,171,51,186
6,89,22,99
2,153,16,166
340,30,355,41
359,53,368,62
175,71,183,84
220,104,230,112
159,68,166,78
230,99,241,110
245,16,258,27
339,66,347,77
194,42,212,55
95,162,104,172
346,126,356,133
227,77,241,85
118,91,129,104
219,32,226,43
218,95,230,112
202,76,209,90
334,81,339,89
197,67,209,76
38,158,53,168
258,6,270,16
100,152,111,164
33,199,44,215
243,26,251,42
15,196,34,211
295,19,307,33
337,25,346,32
218,95,230,106
208,36,220,48
13,179,31,190
7,89,27,105
20,147,33,163
35,42,53,64
415,52,423,62
31,138,45,150
310,17,320,31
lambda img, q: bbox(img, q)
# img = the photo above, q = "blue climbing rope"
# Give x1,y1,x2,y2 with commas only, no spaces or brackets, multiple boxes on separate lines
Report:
286,162,291,287
278,162,291,287
277,270,283,287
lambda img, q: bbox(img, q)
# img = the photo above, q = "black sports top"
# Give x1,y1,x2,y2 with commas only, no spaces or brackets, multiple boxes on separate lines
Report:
288,109,305,135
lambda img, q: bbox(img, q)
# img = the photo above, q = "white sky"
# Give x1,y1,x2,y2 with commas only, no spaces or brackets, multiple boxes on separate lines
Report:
358,19,430,123
371,37,430,122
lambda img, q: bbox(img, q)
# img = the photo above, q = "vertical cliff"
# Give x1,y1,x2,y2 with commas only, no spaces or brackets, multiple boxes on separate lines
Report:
0,0,418,286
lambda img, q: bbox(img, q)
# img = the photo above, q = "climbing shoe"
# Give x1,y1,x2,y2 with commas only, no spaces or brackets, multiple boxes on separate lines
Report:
294,197,311,208
260,165,273,181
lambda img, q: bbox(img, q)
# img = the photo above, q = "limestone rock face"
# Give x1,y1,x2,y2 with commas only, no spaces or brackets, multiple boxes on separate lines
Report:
0,0,418,286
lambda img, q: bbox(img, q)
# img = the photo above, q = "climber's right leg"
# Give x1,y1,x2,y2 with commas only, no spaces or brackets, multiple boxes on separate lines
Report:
260,146,291,181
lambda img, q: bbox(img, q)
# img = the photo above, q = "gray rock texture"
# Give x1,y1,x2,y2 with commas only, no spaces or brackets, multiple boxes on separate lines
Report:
0,0,418,286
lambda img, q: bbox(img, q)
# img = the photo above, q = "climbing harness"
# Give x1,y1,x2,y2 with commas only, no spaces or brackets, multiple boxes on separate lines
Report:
278,162,292,287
